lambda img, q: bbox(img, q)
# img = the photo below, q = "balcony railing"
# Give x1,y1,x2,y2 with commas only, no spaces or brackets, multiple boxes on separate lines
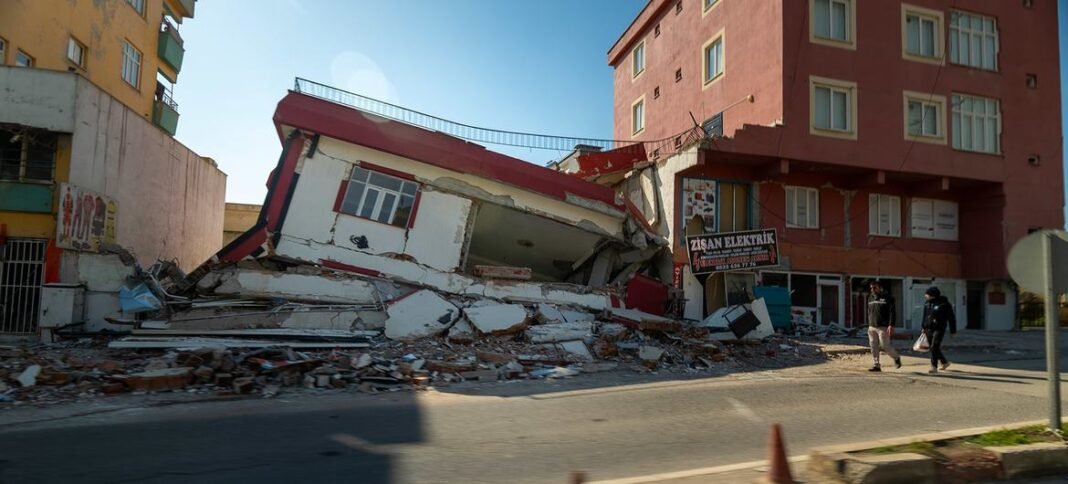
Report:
157,19,185,72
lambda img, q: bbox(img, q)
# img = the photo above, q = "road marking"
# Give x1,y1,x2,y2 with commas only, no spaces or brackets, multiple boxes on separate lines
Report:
329,433,392,455
726,397,763,423
587,456,808,484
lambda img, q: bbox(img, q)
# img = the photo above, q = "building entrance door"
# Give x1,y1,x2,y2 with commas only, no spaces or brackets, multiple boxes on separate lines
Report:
818,280,843,326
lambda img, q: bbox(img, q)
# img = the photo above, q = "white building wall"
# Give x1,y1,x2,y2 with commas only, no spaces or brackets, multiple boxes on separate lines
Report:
984,281,1017,331
0,67,77,132
66,77,226,271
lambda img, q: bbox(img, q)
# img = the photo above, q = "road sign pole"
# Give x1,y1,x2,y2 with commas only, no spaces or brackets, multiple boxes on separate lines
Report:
1043,232,1062,432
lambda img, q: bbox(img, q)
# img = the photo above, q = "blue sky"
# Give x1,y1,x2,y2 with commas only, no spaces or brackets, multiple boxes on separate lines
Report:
176,0,645,203
179,0,1068,223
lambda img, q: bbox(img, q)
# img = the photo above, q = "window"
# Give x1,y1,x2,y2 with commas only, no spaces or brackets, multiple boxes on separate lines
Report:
902,5,944,63
951,94,1000,154
632,40,645,78
785,186,819,229
15,50,32,67
631,97,645,136
126,0,145,15
0,127,58,183
950,11,998,70
810,76,856,138
903,91,946,143
67,37,86,68
869,194,901,237
811,0,854,47
339,166,419,228
0,38,6,64
910,198,958,241
121,41,141,89
703,0,720,15
702,34,724,85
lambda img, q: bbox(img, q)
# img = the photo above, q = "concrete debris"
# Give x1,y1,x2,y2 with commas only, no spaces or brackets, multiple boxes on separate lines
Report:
17,365,41,387
446,317,477,344
560,310,596,324
383,290,458,341
473,265,532,281
555,340,593,361
534,304,567,324
464,304,530,335
120,368,193,391
639,346,665,363
525,322,593,343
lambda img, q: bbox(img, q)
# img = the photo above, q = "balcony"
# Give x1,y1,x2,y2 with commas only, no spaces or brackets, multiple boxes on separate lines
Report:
157,20,185,73
177,0,195,19
153,85,180,136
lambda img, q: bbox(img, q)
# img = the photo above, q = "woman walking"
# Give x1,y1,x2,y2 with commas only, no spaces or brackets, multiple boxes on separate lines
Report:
922,287,957,374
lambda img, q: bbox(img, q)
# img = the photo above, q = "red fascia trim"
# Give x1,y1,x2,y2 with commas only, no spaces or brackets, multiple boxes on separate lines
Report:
219,226,267,262
574,144,648,180
407,190,423,229
264,137,305,233
333,180,348,213
357,160,418,181
320,259,383,278
273,92,624,211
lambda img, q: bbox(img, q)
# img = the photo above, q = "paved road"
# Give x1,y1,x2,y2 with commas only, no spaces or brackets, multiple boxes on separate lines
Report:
0,350,1064,484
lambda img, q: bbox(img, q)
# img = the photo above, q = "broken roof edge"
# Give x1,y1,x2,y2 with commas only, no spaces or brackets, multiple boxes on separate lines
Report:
272,90,627,213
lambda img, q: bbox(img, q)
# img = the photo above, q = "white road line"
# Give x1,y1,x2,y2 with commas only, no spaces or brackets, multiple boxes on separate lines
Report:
587,456,808,484
726,397,763,423
329,433,392,454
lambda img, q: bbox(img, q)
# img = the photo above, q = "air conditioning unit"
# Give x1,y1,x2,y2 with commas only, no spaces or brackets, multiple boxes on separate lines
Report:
39,284,85,329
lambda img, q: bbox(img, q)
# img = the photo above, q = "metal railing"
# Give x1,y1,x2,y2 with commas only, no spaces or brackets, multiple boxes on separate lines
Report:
155,83,179,110
292,77,704,156
0,239,46,334
1019,300,1068,329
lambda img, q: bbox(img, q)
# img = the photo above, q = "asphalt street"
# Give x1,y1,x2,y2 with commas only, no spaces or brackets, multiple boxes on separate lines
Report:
0,349,1065,484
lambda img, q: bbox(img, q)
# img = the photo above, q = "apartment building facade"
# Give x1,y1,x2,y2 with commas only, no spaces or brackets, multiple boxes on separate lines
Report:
0,0,225,337
607,0,1063,330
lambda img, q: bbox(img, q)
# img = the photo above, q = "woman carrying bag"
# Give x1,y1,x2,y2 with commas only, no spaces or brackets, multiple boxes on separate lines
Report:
922,287,957,374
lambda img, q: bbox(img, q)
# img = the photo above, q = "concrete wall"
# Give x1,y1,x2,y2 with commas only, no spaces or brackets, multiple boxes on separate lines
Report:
0,67,77,132
610,0,785,141
67,77,226,271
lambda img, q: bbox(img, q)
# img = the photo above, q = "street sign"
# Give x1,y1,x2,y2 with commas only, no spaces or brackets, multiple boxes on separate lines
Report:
1007,230,1068,294
1007,229,1067,432
685,229,779,275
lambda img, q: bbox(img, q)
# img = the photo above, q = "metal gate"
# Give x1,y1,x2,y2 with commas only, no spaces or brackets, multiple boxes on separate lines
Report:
0,239,46,334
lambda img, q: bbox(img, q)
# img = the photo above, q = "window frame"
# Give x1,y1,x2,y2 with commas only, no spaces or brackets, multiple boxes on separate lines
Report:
121,40,142,89
951,93,1001,155
910,198,959,241
703,0,722,17
901,4,945,65
809,76,858,140
631,39,646,80
125,0,146,16
0,127,58,184
631,96,646,137
0,37,6,65
902,91,947,144
785,186,820,229
949,10,998,71
14,49,33,67
701,30,725,87
810,0,856,50
868,194,902,237
334,163,421,230
67,36,87,69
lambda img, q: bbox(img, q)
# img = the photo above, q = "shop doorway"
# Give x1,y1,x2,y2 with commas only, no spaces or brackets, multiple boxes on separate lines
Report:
818,280,844,326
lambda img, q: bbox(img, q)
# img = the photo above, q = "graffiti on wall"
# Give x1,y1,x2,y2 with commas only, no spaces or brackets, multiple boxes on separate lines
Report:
56,183,117,252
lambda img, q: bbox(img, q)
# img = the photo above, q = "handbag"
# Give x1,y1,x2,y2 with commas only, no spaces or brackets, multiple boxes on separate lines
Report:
913,332,930,352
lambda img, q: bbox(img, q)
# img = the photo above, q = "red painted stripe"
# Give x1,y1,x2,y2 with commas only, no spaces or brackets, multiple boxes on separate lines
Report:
264,137,305,233
357,160,418,181
320,259,383,278
407,190,423,229
333,179,348,213
273,92,624,211
218,227,267,262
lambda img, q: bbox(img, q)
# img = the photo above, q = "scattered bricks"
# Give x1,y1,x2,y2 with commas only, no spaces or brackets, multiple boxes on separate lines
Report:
986,443,1068,479
638,319,685,333
711,353,728,362
101,382,127,394
122,368,192,391
477,351,517,365
465,304,531,336
193,366,215,383
38,371,71,386
176,352,205,369
217,354,237,373
426,360,478,373
592,339,618,359
397,362,414,376
460,369,499,382
214,373,234,387
232,377,255,394
95,360,122,373
473,265,532,281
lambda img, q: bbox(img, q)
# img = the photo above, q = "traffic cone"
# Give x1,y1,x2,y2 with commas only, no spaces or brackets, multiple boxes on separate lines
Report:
765,423,794,483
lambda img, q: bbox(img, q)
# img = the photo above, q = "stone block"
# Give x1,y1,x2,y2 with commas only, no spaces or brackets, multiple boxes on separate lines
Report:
843,453,938,484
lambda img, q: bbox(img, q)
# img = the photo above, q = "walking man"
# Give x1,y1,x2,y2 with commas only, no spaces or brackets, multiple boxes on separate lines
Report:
866,280,901,372
922,286,957,374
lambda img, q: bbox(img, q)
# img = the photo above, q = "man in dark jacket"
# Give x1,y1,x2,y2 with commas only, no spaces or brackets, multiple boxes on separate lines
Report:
866,280,902,372
922,286,957,373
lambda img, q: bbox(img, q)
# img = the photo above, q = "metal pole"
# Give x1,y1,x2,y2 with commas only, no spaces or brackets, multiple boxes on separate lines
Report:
1043,232,1062,432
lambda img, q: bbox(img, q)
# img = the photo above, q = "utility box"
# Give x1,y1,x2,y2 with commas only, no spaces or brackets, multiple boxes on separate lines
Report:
39,284,85,329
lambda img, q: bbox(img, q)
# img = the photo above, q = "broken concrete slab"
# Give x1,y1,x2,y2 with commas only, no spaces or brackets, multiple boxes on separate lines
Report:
535,304,566,324
597,323,629,339
354,311,387,330
610,308,678,331
525,322,593,343
447,317,477,344
17,365,41,387
474,265,532,281
465,304,530,336
200,267,381,305
639,345,665,362
558,340,593,361
476,351,517,365
383,290,458,341
560,309,596,324
120,368,192,391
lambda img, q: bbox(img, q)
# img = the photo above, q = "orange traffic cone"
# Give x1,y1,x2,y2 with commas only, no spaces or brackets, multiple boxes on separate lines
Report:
765,423,794,483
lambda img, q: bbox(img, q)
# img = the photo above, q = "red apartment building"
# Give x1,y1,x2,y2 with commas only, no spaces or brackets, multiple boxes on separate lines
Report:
606,0,1063,330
